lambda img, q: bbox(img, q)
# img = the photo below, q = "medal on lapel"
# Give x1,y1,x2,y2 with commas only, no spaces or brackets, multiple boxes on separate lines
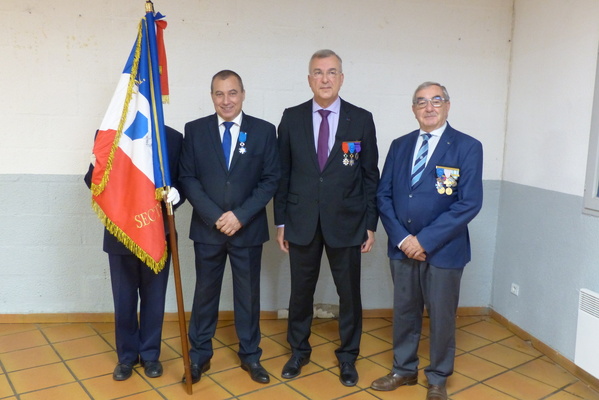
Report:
436,166,460,195
348,142,355,166
342,142,350,165
239,131,247,154
341,141,362,166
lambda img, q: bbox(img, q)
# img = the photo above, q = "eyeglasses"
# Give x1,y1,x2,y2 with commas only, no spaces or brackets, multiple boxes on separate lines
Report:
414,96,448,109
310,70,341,79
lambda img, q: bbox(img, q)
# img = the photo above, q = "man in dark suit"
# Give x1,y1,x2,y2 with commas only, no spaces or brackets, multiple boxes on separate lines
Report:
372,82,483,400
274,49,379,387
179,70,280,385
84,126,184,381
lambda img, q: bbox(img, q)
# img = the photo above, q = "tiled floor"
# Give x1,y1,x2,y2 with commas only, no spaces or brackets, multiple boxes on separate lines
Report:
1,316,598,399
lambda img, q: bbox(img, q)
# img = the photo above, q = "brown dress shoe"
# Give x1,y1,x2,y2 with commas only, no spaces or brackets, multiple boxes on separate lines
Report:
371,372,418,391
427,384,448,400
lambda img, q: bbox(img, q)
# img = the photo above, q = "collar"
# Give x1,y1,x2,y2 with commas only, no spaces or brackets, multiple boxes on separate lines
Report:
217,112,243,127
312,97,341,114
420,122,447,138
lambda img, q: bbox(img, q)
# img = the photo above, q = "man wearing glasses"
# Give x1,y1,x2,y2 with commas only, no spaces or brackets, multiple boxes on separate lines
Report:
373,82,483,400
274,49,379,387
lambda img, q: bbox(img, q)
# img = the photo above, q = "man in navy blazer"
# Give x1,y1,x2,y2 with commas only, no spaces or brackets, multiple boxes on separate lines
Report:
274,50,379,387
372,82,483,400
84,126,184,381
179,70,280,385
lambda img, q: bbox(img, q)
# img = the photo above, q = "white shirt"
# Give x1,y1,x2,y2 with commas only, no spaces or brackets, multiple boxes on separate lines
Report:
217,113,242,168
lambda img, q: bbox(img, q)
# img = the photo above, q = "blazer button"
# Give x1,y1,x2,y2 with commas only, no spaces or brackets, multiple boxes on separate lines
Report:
319,178,324,182
407,219,412,224
409,194,413,198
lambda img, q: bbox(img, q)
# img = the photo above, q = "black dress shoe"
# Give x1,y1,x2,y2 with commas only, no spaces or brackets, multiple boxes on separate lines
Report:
281,355,309,379
113,363,134,381
183,361,211,384
141,360,163,378
241,361,270,384
339,362,358,386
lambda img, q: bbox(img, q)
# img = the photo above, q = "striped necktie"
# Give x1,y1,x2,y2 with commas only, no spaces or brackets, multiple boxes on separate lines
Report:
410,133,432,186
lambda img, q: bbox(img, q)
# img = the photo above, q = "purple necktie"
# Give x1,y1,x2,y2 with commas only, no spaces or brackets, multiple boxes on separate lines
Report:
317,109,331,171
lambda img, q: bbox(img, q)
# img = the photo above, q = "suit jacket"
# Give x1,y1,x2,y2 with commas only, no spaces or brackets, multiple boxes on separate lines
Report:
84,126,185,255
377,122,483,269
274,98,379,248
179,112,280,247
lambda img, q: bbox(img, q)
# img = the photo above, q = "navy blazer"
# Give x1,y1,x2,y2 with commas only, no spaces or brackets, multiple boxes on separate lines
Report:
377,123,483,269
179,112,280,247
274,99,379,248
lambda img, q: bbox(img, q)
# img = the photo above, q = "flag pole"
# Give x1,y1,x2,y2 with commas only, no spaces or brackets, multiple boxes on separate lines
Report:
165,198,193,395
144,0,192,393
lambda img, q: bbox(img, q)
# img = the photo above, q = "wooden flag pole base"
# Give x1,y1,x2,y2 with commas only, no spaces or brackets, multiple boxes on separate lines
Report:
165,200,193,395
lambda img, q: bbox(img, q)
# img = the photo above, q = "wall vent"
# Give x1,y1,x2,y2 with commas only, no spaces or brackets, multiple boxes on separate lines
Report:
574,288,599,379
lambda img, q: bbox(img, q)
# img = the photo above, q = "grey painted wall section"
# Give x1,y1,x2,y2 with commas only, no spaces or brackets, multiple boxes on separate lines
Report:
0,175,497,314
493,182,599,360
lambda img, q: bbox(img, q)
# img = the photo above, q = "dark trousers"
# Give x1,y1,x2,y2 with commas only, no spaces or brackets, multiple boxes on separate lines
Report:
188,242,263,365
287,224,362,363
390,258,463,386
108,253,170,365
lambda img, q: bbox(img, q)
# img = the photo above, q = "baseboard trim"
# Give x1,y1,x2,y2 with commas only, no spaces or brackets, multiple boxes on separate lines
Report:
0,307,490,323
490,310,599,391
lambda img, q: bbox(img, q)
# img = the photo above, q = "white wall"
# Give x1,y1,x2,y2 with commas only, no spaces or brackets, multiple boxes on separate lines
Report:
0,0,510,177
503,0,599,195
493,0,599,361
0,2,511,314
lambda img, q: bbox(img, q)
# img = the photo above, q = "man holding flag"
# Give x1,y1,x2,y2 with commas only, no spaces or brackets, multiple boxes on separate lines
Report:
85,4,182,381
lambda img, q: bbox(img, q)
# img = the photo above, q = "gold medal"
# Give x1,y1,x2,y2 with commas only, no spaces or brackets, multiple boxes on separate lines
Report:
438,187,445,194
446,187,453,195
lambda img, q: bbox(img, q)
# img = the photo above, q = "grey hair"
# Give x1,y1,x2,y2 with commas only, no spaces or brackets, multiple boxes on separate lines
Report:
309,49,343,72
412,81,450,104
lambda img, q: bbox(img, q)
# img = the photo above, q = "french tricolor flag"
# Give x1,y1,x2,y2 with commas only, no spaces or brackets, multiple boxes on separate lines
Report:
90,9,171,273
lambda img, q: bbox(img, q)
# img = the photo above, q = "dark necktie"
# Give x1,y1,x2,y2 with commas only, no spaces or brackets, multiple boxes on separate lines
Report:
317,109,331,171
222,121,234,169
410,133,432,186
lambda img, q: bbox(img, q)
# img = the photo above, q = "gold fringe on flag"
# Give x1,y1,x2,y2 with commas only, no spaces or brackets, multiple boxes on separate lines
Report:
91,199,168,274
91,21,143,198
90,18,167,273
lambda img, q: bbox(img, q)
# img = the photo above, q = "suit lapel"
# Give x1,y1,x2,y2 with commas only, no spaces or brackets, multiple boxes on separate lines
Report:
301,102,321,171
229,113,250,172
404,131,420,189
325,102,350,170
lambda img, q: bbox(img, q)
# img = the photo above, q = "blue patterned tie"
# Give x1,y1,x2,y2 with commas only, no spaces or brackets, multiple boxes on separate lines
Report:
410,133,432,186
222,121,234,169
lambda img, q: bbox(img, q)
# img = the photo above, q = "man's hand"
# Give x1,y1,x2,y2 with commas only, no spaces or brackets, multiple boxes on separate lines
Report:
400,235,426,261
164,187,181,205
216,211,242,236
277,227,289,253
361,230,375,253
